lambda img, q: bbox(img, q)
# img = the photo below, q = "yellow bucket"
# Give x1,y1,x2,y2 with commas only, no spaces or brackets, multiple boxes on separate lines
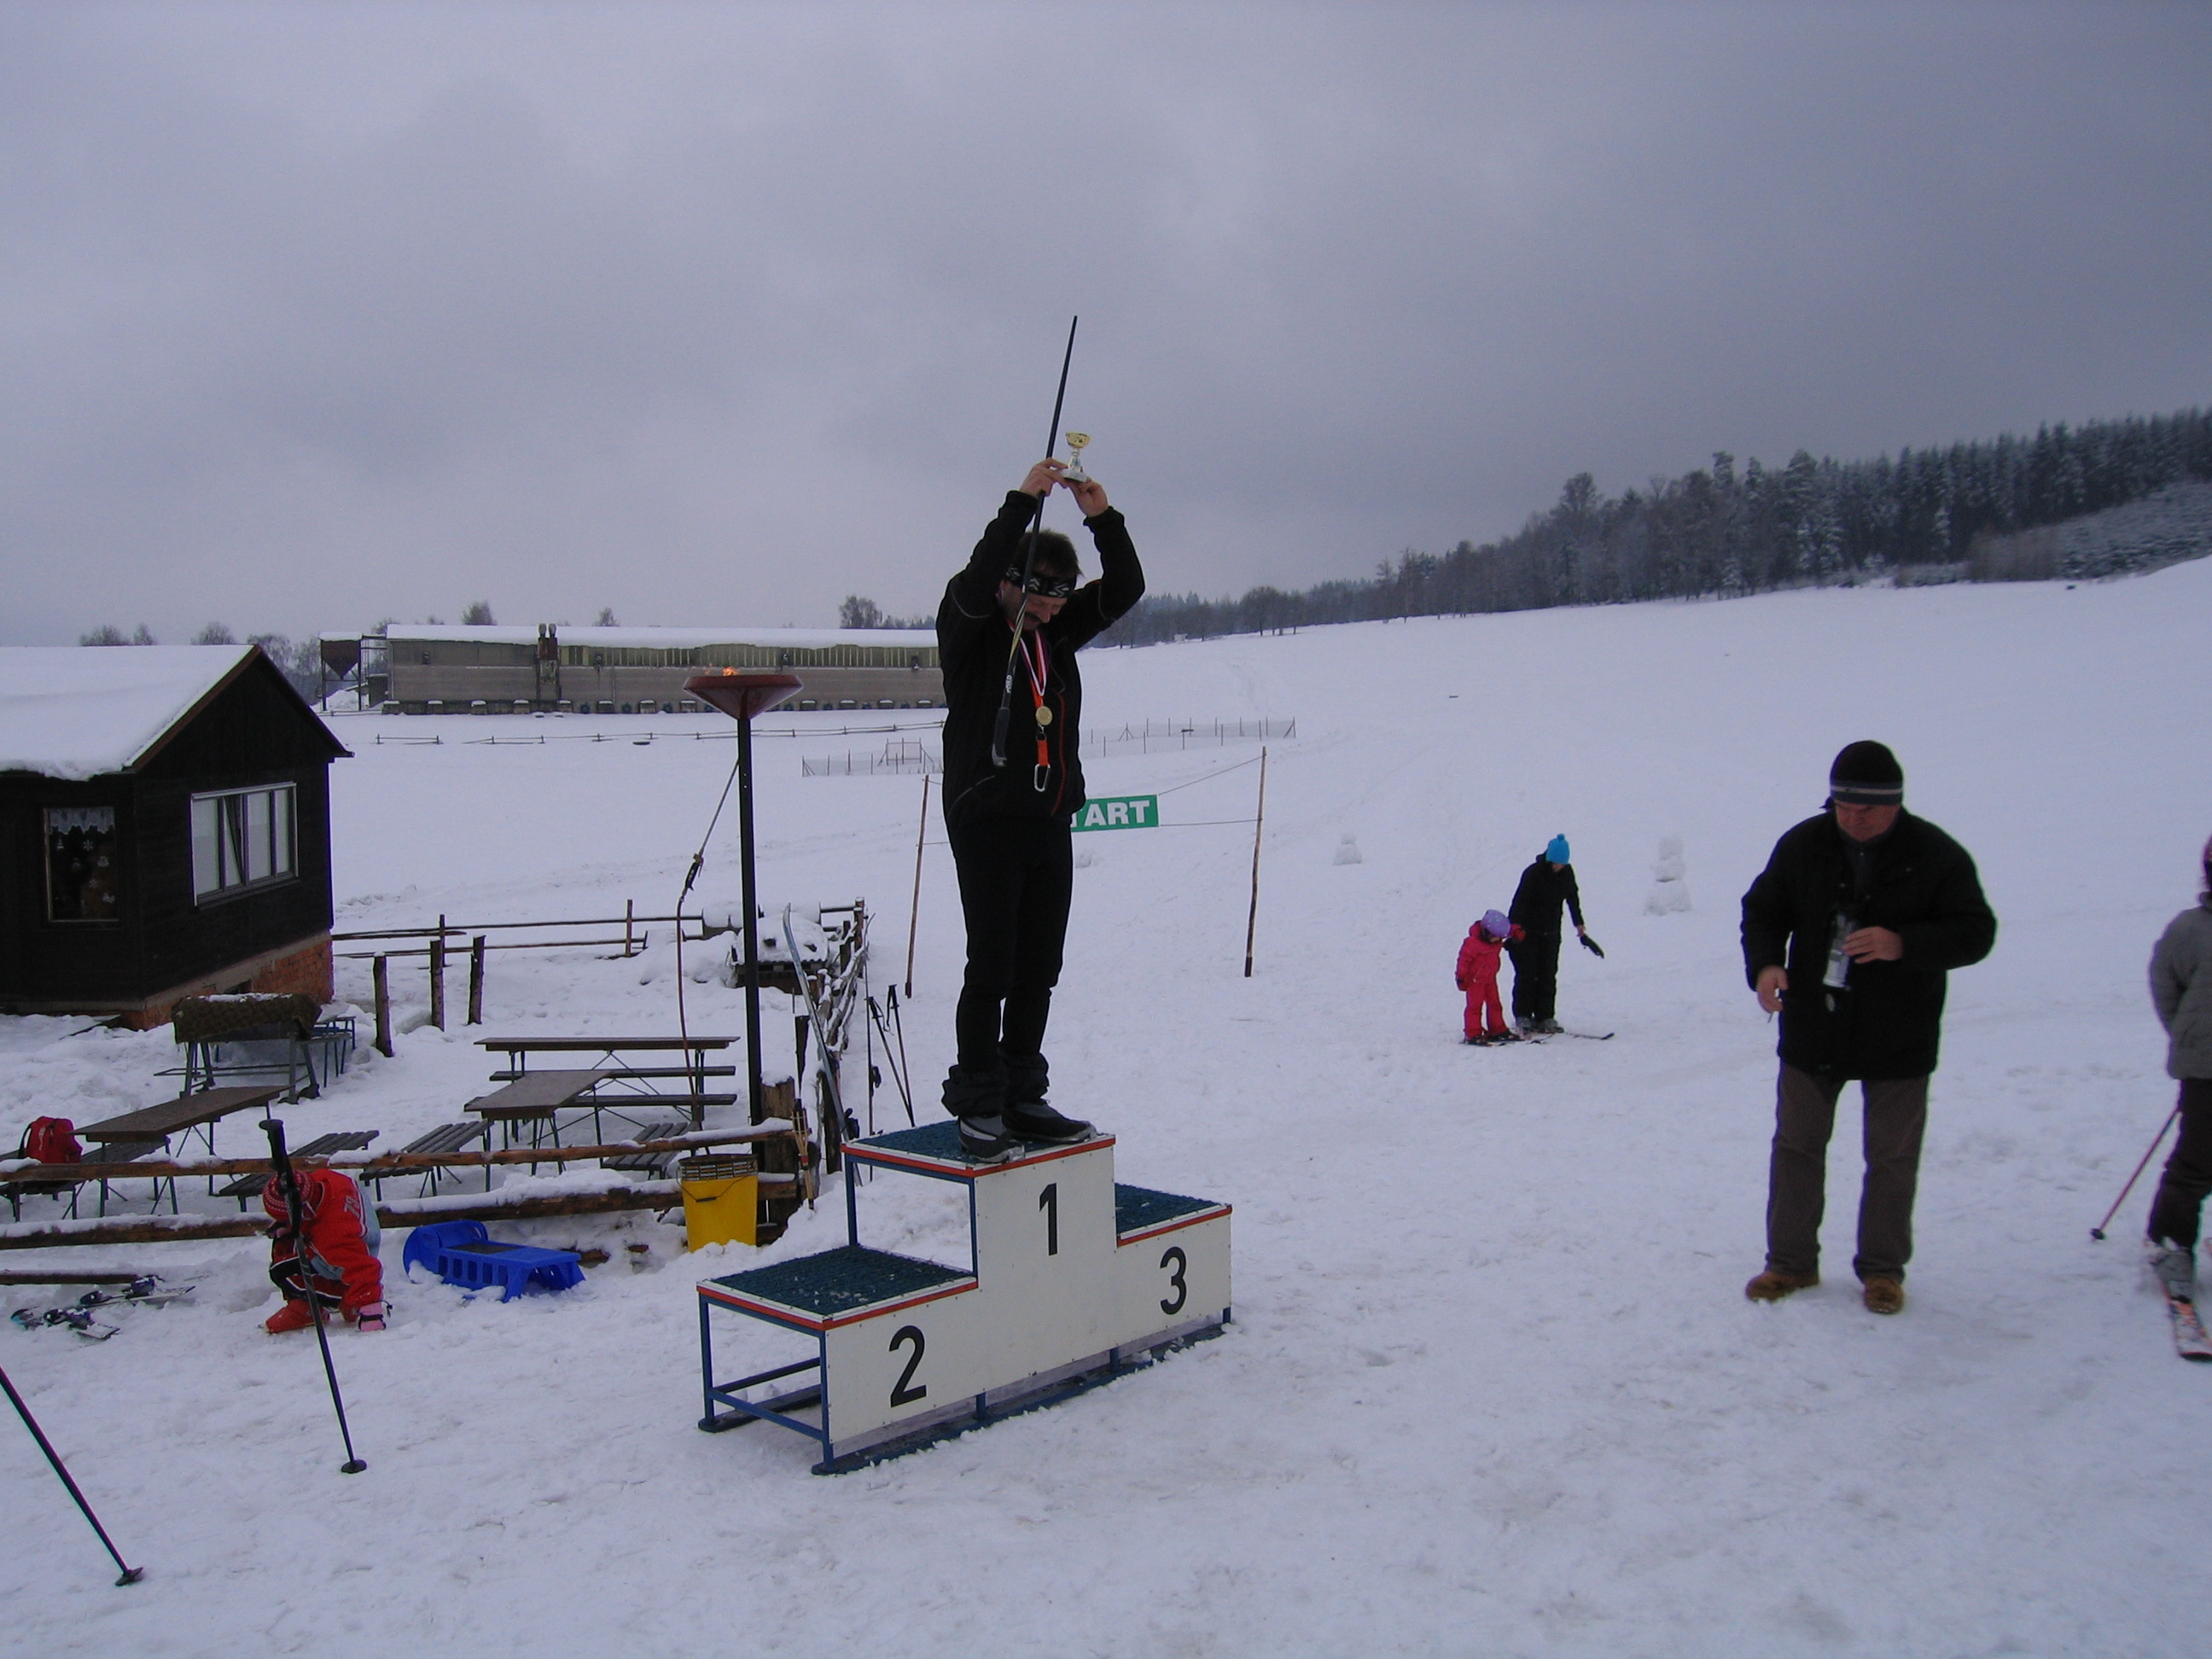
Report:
678,1155,760,1250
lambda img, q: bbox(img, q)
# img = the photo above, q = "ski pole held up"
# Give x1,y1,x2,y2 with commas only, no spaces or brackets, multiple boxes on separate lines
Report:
264,1119,369,1474
0,1363,143,1585
991,315,1079,772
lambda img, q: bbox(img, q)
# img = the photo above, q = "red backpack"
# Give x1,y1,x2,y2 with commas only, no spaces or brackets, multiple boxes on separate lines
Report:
21,1117,83,1165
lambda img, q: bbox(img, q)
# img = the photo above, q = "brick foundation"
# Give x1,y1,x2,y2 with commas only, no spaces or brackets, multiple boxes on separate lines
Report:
109,934,335,1030
250,936,335,1002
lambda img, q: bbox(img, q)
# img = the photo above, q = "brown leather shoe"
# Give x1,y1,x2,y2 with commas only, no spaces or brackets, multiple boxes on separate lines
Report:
1744,1269,1819,1301
1861,1277,1906,1315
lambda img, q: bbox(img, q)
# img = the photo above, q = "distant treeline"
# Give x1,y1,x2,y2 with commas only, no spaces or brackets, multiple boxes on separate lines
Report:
1090,405,2212,647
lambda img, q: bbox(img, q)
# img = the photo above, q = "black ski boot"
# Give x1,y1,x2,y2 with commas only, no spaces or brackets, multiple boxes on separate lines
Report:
956,1113,1022,1163
1004,1100,1094,1144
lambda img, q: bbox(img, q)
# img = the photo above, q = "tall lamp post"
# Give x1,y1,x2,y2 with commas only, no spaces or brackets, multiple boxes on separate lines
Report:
685,671,802,1122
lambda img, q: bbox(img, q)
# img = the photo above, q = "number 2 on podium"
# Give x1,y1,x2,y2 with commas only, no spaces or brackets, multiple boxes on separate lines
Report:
889,1325,928,1406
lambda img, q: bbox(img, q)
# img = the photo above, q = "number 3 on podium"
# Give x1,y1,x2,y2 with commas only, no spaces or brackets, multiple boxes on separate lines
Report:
1159,1246,1187,1316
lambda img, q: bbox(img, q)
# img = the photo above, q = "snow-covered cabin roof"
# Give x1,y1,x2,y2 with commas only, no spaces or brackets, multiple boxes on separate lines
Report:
0,646,335,781
381,624,938,649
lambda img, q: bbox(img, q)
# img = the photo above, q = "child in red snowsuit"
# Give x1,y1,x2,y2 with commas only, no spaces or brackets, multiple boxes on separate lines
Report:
261,1167,386,1333
1456,910,1523,1044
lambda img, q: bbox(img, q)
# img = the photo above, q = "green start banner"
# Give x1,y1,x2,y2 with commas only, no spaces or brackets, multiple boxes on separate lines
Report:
1071,795,1160,832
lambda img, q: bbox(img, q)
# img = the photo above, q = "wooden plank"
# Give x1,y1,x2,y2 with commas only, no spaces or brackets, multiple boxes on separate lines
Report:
76,1086,286,1142
0,1176,799,1250
474,1036,737,1052
2,1125,795,1185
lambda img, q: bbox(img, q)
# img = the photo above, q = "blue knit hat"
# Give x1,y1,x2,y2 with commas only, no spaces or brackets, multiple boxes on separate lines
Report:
1545,835,1570,864
1481,909,1510,940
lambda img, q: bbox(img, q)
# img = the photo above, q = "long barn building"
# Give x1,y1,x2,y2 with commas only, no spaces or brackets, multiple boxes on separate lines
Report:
373,625,943,714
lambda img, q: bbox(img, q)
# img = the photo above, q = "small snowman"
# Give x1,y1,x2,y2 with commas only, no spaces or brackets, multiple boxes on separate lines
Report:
1644,834,1691,915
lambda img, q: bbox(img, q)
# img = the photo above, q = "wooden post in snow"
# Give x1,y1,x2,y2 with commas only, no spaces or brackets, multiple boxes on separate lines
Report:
467,935,486,1025
371,956,393,1057
1243,747,1269,979
428,932,446,1030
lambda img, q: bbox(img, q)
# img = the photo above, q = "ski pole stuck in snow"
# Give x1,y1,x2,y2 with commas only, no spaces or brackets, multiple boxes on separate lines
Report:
264,1119,368,1474
0,1363,143,1585
2089,1105,2181,1240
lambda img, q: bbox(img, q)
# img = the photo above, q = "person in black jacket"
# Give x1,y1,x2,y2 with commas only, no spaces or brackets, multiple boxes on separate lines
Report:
936,457,1144,1161
1739,741,1996,1314
1507,834,1590,1034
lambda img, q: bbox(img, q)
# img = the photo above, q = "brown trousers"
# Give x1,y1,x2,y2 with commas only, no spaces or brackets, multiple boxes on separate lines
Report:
1765,1063,1930,1283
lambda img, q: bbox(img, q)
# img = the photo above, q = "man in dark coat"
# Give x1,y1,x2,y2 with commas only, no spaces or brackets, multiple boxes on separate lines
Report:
936,457,1144,1161
1507,834,1589,1034
1740,741,1996,1314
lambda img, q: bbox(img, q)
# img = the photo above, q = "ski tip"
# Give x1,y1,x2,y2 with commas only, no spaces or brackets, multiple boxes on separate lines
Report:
115,1567,145,1587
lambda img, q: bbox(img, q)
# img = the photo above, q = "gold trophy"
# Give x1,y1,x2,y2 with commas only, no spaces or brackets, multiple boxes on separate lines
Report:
1062,430,1091,483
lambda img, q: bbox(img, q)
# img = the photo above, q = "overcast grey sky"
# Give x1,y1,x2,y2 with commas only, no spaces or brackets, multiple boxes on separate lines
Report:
3,1,2207,645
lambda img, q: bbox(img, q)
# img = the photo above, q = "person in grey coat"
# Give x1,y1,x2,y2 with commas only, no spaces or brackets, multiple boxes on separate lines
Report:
2145,833,2212,1293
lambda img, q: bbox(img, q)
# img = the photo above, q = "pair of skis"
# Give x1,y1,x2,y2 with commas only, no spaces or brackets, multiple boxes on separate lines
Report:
2150,1249,2212,1362
10,1277,194,1342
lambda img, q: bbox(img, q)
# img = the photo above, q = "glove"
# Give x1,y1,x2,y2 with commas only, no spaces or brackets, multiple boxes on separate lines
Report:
353,1301,387,1332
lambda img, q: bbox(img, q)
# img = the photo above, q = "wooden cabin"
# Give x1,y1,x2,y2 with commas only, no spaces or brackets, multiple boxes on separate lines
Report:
0,645,350,1027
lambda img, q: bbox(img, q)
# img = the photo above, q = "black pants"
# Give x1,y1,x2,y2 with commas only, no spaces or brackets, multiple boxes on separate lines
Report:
945,814,1073,1113
2147,1079,2212,1249
1765,1063,1929,1282
1508,934,1561,1023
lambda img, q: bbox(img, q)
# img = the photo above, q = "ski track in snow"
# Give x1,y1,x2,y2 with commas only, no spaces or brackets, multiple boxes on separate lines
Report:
5,564,2210,1656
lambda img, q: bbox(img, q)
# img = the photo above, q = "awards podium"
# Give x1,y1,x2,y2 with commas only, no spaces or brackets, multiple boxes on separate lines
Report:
696,1121,1231,1472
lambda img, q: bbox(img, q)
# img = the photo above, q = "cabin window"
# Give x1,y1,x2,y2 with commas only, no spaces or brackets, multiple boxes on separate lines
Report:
190,784,296,903
45,807,119,923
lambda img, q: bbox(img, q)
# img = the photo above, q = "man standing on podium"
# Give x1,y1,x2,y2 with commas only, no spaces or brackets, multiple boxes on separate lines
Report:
936,456,1146,1161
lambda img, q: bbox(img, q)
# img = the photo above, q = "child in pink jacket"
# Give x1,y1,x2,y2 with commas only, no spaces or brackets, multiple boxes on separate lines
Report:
1456,910,1524,1045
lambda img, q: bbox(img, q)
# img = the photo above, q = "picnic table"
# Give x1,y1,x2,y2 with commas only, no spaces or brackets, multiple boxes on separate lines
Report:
463,1070,615,1151
73,1086,287,1210
476,1035,741,1128
79,1086,286,1159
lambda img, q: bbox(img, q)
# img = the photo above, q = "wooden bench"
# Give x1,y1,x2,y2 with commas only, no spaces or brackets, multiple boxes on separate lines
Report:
600,1121,694,1180
4,1141,166,1221
369,1121,493,1198
216,1132,379,1211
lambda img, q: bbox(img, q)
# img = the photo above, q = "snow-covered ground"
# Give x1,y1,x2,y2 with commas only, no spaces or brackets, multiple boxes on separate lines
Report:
5,560,2209,1656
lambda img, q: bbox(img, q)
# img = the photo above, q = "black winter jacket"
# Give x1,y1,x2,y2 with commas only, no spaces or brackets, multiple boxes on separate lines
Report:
1509,859,1585,938
937,490,1144,830
1740,807,1996,1080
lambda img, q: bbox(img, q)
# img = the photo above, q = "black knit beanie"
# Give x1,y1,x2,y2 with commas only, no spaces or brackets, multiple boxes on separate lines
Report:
1829,741,1904,806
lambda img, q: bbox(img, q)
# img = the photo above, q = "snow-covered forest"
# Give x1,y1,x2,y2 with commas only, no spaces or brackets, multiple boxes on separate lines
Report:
1104,405,2212,643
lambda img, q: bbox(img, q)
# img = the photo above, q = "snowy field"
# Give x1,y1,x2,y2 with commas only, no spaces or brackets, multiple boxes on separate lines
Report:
5,560,2210,1656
